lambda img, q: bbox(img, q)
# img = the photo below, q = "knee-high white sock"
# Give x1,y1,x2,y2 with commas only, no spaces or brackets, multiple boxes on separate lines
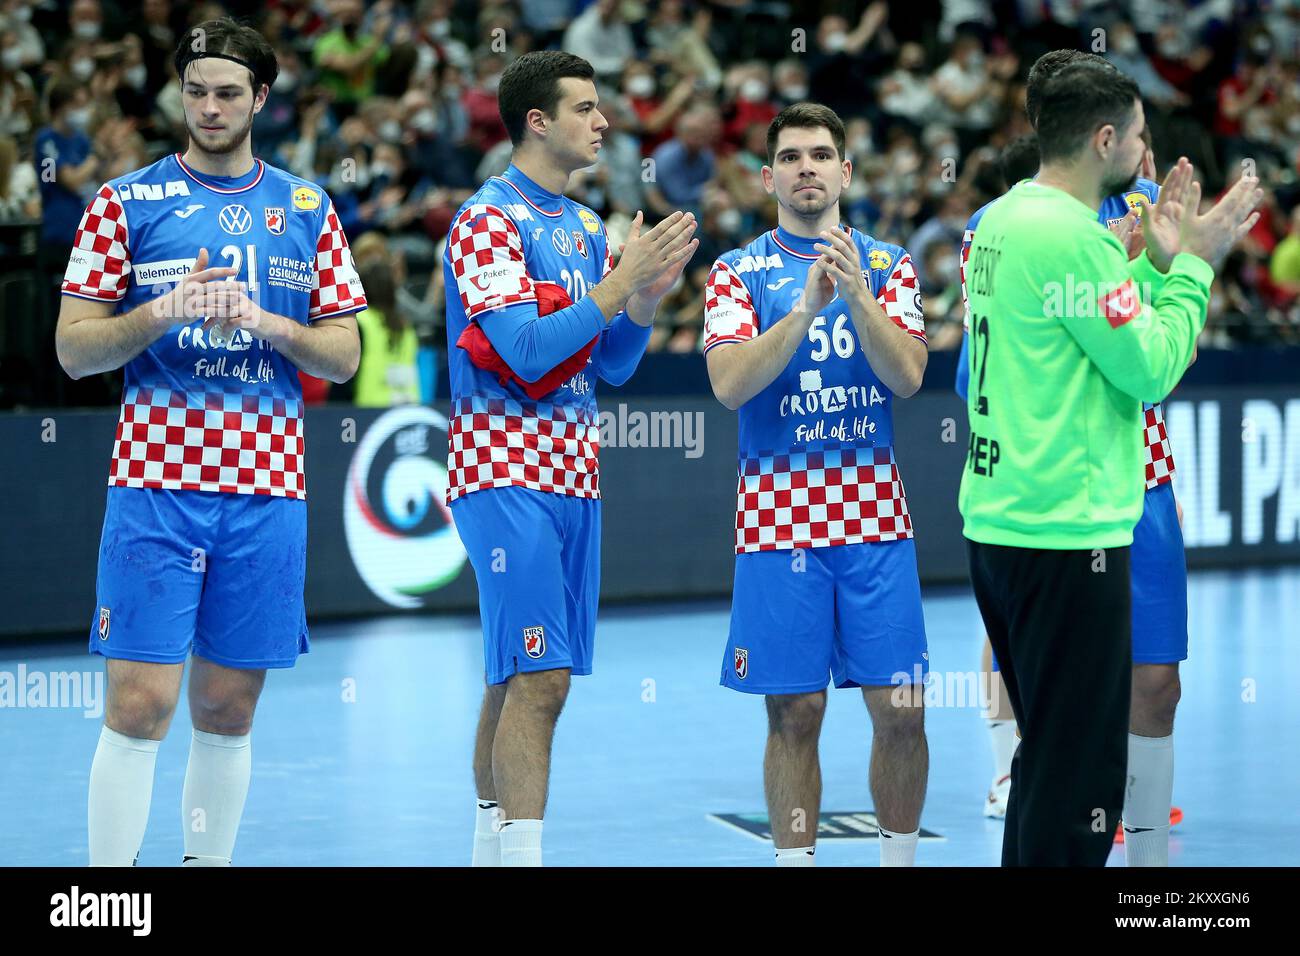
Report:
89,726,161,866
774,845,816,867
987,718,1016,784
878,826,919,867
498,819,543,867
181,730,251,866
472,799,502,867
1123,733,1174,867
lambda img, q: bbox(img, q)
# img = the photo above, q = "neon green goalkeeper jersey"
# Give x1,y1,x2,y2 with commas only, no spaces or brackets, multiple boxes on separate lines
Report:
959,181,1213,549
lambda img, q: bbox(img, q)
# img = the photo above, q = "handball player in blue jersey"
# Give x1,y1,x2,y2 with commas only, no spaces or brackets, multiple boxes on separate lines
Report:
56,19,366,865
443,51,698,866
957,51,1191,865
704,103,930,866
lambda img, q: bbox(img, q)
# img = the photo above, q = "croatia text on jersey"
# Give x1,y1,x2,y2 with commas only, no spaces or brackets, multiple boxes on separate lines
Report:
442,167,617,504
61,153,367,499
704,225,924,553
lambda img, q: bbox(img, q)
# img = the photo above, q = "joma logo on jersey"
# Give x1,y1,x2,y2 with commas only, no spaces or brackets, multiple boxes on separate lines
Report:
732,253,783,275
117,181,191,201
523,626,546,659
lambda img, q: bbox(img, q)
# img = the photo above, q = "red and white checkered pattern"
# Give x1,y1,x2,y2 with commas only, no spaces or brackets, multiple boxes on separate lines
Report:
109,386,305,498
309,200,367,320
960,228,974,334
734,445,913,553
446,396,600,503
62,184,131,301
447,204,537,319
1143,402,1176,490
877,253,926,343
703,259,759,352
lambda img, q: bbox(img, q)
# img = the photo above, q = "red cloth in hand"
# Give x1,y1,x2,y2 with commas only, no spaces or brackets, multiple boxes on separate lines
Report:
455,280,598,400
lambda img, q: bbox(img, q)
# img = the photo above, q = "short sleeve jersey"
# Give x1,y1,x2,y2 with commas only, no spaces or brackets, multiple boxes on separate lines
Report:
62,153,366,499
704,225,925,553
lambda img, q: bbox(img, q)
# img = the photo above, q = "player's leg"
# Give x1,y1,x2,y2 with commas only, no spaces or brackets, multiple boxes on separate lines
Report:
450,486,576,866
833,539,929,866
471,681,508,866
87,487,202,866
981,638,1016,817
721,547,836,865
1124,479,1189,866
764,690,827,864
187,492,307,866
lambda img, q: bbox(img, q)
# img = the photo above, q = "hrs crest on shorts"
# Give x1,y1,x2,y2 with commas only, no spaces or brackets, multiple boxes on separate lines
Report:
734,646,748,679
523,626,546,659
98,607,111,641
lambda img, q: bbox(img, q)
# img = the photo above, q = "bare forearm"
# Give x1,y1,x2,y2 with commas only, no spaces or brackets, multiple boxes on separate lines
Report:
264,315,361,383
709,310,810,410
57,298,168,379
847,295,926,397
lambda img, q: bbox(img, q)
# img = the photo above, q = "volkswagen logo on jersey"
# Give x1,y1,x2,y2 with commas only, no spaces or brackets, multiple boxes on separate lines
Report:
734,647,749,679
551,228,573,257
342,406,468,609
523,626,546,659
572,230,588,259
219,204,252,236
265,206,286,235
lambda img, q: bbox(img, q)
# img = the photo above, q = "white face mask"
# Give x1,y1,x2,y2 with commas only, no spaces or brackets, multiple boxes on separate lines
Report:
716,208,741,233
66,106,92,130
780,84,808,101
1114,34,1138,55
273,71,297,92
71,58,94,81
824,31,847,53
966,51,985,71
2,48,23,71
429,19,450,39
125,65,147,89
626,74,655,98
482,73,501,93
379,120,402,142
14,5,33,23
410,109,437,133
73,20,102,40
738,78,769,102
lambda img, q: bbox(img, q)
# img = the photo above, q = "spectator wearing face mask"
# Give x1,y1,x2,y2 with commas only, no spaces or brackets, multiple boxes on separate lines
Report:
3,1,44,70
919,239,963,350
1104,20,1190,111
313,0,389,120
0,133,40,222
34,80,99,260
772,60,809,108
563,0,635,83
645,104,721,220
723,64,779,149
878,43,938,127
622,63,694,159
0,25,38,139
808,5,894,122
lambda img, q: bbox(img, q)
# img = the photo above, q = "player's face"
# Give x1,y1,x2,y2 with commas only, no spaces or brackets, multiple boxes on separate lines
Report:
762,127,850,220
1099,100,1146,199
182,58,266,157
546,77,608,171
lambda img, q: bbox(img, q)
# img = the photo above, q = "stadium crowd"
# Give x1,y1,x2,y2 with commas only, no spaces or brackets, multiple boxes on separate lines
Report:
1,0,1299,408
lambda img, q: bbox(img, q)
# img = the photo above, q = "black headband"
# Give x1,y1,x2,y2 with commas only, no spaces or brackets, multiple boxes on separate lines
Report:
179,52,261,87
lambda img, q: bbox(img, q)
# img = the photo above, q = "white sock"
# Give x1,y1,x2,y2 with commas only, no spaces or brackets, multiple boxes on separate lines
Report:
987,718,1016,785
181,730,251,867
1123,733,1174,867
774,845,816,867
471,799,502,867
89,726,161,866
878,826,919,867
498,818,543,867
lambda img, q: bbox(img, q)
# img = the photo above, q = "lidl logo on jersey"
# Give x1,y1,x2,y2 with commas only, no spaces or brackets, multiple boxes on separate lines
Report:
265,207,286,235
578,208,601,233
503,203,534,222
292,186,320,211
219,204,252,236
868,249,893,272
1124,192,1147,217
732,253,783,275
117,180,191,201
523,626,546,659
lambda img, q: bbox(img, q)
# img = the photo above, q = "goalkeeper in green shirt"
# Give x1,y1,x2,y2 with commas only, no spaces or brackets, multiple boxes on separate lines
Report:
960,60,1261,866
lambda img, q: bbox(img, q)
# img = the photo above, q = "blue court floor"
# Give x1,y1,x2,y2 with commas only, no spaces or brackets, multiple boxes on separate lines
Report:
2,566,1297,866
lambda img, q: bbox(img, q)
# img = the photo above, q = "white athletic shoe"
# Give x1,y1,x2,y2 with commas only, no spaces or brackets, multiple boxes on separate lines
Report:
985,774,1011,818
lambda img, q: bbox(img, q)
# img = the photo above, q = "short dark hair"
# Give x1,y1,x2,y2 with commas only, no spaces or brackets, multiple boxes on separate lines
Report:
766,102,845,166
47,79,82,118
1025,49,1114,127
497,51,595,147
998,133,1041,187
173,17,279,94
1036,62,1141,164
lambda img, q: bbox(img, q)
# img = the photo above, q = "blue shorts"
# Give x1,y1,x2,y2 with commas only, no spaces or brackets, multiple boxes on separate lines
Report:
90,487,309,669
450,486,600,685
991,481,1188,671
721,538,929,695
